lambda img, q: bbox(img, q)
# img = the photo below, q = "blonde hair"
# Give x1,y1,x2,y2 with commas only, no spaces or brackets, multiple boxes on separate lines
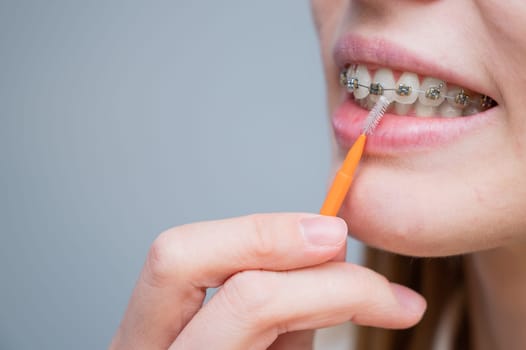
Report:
355,248,469,349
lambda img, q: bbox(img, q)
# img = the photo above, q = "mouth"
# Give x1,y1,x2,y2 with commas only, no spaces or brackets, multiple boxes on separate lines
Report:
341,65,497,118
332,36,500,154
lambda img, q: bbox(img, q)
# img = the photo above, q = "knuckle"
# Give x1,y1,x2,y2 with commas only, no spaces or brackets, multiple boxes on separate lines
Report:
144,229,185,287
246,214,277,260
339,264,391,305
220,270,279,325
344,263,388,285
363,270,392,304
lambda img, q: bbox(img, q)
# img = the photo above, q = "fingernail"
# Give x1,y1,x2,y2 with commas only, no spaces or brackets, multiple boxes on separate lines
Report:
300,216,347,246
390,284,427,314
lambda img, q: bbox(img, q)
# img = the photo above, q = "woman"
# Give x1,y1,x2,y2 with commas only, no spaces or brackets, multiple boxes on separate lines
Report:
111,1,526,349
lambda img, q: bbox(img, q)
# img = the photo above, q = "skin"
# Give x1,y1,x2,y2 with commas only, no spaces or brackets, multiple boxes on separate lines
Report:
111,1,526,349
312,0,526,348
109,214,425,349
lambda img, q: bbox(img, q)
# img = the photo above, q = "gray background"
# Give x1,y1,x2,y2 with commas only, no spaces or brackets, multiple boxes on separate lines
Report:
1,1,359,349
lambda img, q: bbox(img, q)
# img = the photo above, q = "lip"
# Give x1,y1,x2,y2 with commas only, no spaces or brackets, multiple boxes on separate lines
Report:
332,35,499,154
333,99,497,154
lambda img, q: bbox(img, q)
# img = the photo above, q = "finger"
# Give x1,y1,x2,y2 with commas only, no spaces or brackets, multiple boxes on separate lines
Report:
110,213,347,350
331,238,347,262
329,216,348,263
170,263,426,350
148,213,348,286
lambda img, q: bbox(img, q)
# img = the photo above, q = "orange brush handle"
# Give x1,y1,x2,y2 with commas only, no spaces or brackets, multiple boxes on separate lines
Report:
320,134,367,216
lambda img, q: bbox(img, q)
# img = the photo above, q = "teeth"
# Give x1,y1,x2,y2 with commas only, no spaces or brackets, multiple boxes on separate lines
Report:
342,66,497,118
446,85,471,108
419,77,447,107
372,68,396,101
359,96,377,109
480,95,497,109
353,65,371,99
414,101,437,117
367,93,380,104
438,100,463,118
472,95,497,109
345,65,358,92
462,105,482,117
394,102,412,116
394,72,419,104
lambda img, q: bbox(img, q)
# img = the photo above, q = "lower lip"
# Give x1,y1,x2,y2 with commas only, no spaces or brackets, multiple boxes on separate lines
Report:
332,97,497,154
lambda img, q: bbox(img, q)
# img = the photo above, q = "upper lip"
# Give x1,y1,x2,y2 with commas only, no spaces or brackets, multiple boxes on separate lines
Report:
333,34,498,102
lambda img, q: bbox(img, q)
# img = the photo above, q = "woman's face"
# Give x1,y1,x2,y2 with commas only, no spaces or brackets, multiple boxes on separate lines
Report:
312,0,526,256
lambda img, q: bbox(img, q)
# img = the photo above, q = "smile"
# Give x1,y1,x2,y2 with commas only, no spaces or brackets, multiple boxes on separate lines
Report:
340,64,497,118
331,35,502,154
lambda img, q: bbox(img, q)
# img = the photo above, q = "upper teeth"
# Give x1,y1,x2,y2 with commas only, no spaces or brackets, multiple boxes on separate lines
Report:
340,65,496,117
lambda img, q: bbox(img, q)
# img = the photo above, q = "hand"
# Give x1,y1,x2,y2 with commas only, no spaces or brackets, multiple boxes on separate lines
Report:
109,213,426,350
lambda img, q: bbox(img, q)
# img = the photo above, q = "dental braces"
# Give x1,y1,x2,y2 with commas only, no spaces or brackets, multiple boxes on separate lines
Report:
339,68,497,110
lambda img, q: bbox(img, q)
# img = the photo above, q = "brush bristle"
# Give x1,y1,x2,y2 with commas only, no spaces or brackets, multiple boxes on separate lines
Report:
362,96,391,135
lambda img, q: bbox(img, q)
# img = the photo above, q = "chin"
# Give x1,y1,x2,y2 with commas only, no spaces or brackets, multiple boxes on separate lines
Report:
338,160,519,258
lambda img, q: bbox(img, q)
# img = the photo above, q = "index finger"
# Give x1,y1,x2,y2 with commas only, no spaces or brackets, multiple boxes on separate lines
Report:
147,213,347,287
110,213,347,350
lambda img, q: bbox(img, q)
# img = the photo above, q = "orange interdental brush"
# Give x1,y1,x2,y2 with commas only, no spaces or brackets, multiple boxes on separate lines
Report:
320,96,391,216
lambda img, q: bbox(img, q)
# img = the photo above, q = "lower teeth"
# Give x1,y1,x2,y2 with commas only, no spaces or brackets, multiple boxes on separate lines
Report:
355,95,482,118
